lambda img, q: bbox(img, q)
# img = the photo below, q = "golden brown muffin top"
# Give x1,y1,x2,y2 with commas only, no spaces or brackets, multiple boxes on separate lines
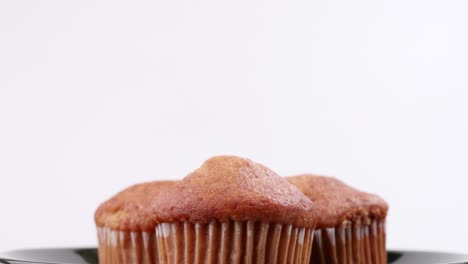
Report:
288,175,388,228
152,156,317,228
95,180,175,231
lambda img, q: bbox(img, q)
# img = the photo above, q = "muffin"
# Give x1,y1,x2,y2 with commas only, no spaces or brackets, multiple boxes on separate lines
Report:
288,175,388,264
95,180,176,264
152,156,317,264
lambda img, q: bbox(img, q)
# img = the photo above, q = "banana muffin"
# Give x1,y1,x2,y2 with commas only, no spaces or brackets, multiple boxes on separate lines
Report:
288,175,388,264
153,156,317,264
95,180,175,264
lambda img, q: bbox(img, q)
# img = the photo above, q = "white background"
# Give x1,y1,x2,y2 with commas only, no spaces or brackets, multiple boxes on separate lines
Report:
1,0,467,254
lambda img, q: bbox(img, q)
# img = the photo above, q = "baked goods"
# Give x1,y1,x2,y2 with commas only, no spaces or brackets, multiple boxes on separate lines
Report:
152,156,317,264
93,157,391,264
95,181,175,264
288,175,388,264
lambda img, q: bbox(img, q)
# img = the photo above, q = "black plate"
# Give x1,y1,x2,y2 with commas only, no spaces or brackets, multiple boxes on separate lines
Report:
1,248,467,264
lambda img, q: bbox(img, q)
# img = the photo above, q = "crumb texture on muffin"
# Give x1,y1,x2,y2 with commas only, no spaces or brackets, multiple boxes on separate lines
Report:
95,180,175,231
288,175,388,228
152,156,316,228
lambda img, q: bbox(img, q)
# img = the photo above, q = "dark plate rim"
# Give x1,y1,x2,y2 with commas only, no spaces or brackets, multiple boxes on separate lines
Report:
1,247,468,264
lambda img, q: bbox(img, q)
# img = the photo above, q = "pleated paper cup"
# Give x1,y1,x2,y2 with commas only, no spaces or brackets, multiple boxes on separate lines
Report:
310,218,386,264
97,227,159,264
155,220,315,264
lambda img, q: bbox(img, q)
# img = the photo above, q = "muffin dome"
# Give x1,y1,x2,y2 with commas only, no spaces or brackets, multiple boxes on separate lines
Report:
152,156,316,228
95,180,176,264
95,180,175,231
287,174,388,228
288,174,388,264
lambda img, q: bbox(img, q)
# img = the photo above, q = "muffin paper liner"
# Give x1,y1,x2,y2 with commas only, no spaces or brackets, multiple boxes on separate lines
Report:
155,221,315,264
97,227,159,264
310,218,386,264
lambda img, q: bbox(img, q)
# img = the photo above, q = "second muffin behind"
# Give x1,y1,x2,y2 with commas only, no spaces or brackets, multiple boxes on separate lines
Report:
288,174,388,264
